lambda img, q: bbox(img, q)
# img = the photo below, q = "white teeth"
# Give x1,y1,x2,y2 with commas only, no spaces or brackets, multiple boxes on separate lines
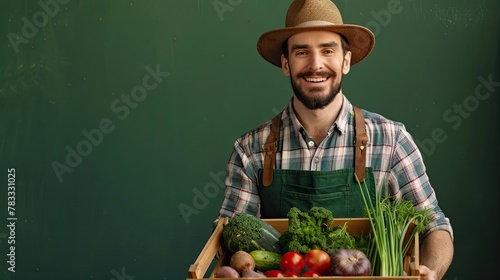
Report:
305,77,327,83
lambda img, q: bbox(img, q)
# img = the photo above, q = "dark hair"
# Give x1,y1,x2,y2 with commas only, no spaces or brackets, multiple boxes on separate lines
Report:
281,34,351,59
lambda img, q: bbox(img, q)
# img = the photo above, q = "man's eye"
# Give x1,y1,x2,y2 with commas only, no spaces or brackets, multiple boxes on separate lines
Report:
295,51,307,56
324,49,335,54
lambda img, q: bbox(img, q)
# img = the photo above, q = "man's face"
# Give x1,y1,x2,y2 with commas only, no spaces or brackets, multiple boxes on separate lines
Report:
281,31,351,110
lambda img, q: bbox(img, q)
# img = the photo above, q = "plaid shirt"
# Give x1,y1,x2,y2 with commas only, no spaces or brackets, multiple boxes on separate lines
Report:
220,95,453,240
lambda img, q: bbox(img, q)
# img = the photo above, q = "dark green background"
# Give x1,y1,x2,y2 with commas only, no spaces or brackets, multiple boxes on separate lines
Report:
0,0,498,279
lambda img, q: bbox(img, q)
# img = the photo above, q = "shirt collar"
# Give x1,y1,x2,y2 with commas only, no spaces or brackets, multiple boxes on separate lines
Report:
286,99,303,134
284,95,354,135
335,95,354,135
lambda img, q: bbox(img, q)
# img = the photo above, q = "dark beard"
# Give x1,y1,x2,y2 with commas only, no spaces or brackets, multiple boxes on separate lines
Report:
290,71,343,110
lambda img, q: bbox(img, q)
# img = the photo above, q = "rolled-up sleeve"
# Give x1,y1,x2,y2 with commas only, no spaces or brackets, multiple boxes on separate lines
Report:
389,126,454,241
218,139,261,219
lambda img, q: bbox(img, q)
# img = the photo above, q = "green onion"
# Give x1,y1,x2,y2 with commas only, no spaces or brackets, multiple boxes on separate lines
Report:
356,176,430,276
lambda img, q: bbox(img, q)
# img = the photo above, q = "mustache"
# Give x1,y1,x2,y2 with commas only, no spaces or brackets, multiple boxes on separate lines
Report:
297,70,336,78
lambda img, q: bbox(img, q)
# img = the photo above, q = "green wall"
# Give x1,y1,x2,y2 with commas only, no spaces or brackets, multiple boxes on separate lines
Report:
0,0,498,279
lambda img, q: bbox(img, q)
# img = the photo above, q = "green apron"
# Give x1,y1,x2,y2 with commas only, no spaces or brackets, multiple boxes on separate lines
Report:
257,106,376,218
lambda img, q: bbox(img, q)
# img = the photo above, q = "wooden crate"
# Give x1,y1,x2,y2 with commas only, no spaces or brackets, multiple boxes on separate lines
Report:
187,217,420,279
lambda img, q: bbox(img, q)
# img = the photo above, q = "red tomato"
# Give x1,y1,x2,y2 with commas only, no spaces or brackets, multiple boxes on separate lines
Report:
284,271,300,277
280,251,304,274
304,249,331,276
302,270,321,277
264,270,285,277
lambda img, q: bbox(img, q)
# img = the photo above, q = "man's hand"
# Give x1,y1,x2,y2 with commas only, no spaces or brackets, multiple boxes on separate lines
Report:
419,265,438,280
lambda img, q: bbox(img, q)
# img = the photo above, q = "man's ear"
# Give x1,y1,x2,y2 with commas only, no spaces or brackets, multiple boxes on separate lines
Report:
342,51,352,75
281,54,291,77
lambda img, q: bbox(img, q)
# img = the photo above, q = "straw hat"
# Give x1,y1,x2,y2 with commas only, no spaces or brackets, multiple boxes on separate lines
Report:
257,0,375,67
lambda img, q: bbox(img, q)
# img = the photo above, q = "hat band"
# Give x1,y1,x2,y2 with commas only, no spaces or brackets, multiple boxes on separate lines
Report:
295,20,338,27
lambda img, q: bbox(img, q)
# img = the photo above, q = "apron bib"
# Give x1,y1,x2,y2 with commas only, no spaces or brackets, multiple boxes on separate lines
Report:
258,168,375,218
257,106,376,218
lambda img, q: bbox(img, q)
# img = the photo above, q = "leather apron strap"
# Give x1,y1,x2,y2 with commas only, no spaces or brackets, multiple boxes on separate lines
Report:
262,114,281,187
353,106,368,183
262,106,368,186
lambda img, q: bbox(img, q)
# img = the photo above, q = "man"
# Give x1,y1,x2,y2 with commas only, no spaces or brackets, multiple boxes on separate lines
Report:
217,0,453,279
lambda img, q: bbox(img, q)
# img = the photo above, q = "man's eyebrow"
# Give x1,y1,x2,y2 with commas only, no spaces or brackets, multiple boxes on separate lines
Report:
290,44,310,51
290,41,339,51
319,41,339,48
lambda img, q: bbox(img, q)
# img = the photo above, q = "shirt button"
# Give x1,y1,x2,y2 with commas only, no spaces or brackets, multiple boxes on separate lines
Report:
308,140,315,147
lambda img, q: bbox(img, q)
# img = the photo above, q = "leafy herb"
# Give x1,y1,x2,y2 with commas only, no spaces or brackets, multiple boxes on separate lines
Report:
278,207,357,255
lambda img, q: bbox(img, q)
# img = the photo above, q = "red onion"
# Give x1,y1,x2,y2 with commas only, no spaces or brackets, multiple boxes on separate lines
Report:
330,249,371,276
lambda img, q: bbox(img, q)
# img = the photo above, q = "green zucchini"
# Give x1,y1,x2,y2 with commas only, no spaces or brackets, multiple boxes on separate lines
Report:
250,250,282,271
256,217,282,253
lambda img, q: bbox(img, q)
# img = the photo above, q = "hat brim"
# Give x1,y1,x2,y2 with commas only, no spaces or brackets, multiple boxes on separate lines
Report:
257,24,375,67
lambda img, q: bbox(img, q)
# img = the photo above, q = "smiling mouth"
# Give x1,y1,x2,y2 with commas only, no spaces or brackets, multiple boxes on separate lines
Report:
303,76,329,83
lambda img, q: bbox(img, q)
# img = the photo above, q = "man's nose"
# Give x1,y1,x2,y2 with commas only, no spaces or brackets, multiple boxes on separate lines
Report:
308,52,324,70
